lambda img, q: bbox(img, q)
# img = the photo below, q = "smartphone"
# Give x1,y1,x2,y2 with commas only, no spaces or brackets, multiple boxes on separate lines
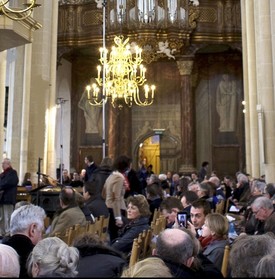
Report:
177,212,187,228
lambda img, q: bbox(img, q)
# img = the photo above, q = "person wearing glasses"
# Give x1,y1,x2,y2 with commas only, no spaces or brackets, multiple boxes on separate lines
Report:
245,196,275,235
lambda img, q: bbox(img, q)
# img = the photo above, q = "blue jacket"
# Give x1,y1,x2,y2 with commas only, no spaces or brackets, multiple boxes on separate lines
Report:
0,167,19,205
111,216,149,254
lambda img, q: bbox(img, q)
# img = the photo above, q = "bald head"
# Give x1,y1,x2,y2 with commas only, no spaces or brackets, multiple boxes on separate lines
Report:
209,176,220,187
156,228,194,266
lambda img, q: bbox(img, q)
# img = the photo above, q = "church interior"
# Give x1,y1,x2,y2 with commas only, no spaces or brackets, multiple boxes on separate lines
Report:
1,0,275,185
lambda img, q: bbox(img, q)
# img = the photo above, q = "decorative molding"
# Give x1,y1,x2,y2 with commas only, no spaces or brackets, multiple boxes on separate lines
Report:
177,60,194,76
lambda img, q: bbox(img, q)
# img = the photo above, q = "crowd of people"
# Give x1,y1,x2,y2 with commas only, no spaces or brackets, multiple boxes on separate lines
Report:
1,156,275,277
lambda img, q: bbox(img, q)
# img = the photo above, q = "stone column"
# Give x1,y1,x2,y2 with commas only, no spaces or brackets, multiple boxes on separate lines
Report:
19,44,32,182
177,57,196,174
0,51,7,157
241,0,260,177
254,0,275,182
28,0,59,178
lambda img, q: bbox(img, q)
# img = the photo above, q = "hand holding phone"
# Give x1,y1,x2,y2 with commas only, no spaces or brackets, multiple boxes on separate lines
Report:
177,212,187,228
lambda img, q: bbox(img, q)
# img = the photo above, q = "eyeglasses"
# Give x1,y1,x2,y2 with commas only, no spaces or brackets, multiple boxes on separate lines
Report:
252,208,262,215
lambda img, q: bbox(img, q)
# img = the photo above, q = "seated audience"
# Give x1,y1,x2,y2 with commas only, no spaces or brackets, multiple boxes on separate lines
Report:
14,200,30,210
158,174,170,197
111,195,150,255
79,169,86,182
230,172,251,209
48,186,87,236
21,172,32,188
180,190,199,222
75,191,94,222
152,228,197,277
188,181,200,194
181,227,224,279
222,175,235,200
229,233,275,277
255,251,275,277
197,182,215,211
189,199,211,238
264,183,275,202
146,182,163,222
70,172,84,188
160,196,184,228
199,213,229,270
245,196,275,235
27,237,79,277
121,256,173,277
73,232,126,277
175,176,191,197
83,180,109,218
3,204,46,278
59,168,71,185
0,244,20,277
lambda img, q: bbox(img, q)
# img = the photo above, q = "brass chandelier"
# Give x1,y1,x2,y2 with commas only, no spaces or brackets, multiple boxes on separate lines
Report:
86,0,155,109
86,35,156,109
0,0,40,21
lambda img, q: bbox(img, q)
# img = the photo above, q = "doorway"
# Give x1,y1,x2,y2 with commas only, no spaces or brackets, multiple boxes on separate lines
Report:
136,133,180,175
138,135,160,175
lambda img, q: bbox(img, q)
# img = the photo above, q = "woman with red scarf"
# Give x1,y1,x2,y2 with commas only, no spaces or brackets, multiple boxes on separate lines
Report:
199,213,229,270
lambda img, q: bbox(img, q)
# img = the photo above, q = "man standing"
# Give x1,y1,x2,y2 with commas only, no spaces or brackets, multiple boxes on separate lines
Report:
198,161,209,182
0,158,19,238
84,155,98,182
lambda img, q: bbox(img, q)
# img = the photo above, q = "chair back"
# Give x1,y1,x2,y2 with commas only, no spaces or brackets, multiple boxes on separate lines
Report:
100,215,110,242
55,227,70,245
129,229,153,267
215,199,225,214
221,245,230,277
152,208,160,224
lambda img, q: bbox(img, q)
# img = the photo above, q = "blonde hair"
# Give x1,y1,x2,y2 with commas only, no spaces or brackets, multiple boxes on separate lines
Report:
0,244,20,277
121,257,172,277
205,213,229,239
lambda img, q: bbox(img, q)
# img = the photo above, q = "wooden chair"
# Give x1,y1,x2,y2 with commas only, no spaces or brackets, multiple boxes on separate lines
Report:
129,237,141,267
215,199,225,214
129,229,152,267
151,215,166,236
152,208,160,224
55,227,70,245
68,223,89,246
140,229,152,259
221,245,230,277
100,215,110,242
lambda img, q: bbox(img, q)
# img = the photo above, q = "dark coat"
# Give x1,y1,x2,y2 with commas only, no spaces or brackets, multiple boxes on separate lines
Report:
202,239,228,270
76,244,127,277
89,165,112,196
111,216,150,254
85,163,98,182
162,258,198,278
125,168,142,197
0,167,19,205
3,234,34,278
85,196,109,218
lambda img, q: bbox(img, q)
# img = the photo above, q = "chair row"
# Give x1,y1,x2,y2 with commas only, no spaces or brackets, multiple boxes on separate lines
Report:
54,215,110,246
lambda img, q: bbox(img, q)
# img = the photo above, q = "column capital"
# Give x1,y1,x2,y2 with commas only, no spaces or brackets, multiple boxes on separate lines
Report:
176,58,194,75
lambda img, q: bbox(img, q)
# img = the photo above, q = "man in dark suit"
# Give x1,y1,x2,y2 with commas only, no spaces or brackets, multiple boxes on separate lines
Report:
84,155,98,182
0,158,19,238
